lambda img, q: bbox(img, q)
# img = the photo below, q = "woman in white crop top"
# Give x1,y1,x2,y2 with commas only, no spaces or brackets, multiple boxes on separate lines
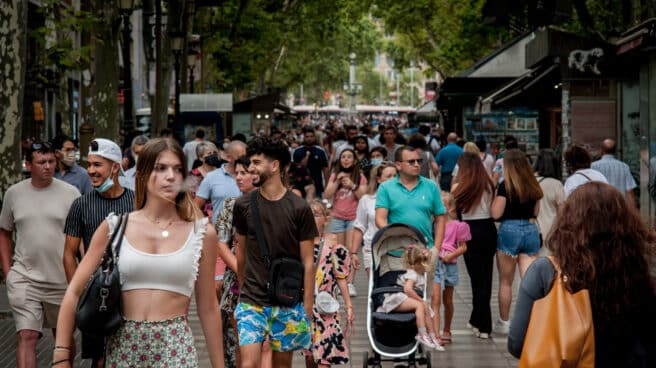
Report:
55,138,223,368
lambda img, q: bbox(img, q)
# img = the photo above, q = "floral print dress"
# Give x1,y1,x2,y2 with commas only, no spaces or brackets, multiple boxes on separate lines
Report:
310,243,351,365
215,197,239,368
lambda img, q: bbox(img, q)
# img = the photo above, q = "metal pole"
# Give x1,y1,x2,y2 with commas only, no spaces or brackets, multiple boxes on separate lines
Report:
396,71,400,106
410,66,414,107
349,54,356,114
379,73,383,104
174,54,182,144
122,12,134,137
189,66,194,93
561,82,571,179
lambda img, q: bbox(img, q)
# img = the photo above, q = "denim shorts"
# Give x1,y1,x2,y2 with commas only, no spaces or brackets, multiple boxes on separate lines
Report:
234,302,311,352
497,219,541,257
433,260,459,287
329,218,354,233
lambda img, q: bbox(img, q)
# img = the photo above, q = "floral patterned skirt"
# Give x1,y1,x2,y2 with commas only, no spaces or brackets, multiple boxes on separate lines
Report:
105,315,198,367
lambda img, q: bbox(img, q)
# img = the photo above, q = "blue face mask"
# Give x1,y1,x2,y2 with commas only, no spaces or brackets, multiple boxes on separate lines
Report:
95,176,114,193
370,158,383,166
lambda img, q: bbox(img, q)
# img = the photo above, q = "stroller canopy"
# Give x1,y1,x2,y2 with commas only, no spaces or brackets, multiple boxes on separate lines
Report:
371,223,428,278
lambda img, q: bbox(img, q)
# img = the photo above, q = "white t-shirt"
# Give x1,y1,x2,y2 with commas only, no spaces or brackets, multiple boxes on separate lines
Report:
536,176,565,237
0,179,80,288
183,140,202,169
397,269,425,289
352,194,377,248
563,168,608,198
481,153,495,177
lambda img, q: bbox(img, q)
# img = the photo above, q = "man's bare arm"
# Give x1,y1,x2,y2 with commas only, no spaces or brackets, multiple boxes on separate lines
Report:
63,235,82,282
0,229,13,279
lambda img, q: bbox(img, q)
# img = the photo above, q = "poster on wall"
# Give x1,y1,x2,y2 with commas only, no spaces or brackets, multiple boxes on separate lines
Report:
464,108,540,156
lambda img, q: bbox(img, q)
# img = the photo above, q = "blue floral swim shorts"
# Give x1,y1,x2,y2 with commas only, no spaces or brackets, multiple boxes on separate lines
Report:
234,302,311,352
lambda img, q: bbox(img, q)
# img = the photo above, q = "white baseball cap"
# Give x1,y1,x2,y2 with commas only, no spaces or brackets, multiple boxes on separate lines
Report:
88,138,126,176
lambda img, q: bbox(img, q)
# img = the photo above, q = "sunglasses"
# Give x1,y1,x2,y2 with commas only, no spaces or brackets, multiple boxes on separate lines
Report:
402,159,424,165
31,142,52,151
89,140,99,152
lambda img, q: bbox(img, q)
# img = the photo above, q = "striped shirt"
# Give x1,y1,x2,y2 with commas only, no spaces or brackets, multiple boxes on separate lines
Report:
591,155,637,196
64,188,135,251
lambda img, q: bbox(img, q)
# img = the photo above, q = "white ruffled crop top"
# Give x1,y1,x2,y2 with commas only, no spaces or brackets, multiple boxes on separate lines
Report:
108,214,207,297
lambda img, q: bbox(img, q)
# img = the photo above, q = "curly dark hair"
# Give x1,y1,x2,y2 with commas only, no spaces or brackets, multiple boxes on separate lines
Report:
246,136,290,169
547,182,654,326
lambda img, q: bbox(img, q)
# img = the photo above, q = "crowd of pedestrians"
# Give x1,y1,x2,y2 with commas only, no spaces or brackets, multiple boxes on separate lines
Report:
0,115,654,368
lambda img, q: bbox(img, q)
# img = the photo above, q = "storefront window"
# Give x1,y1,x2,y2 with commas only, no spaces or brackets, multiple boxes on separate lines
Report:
463,107,540,158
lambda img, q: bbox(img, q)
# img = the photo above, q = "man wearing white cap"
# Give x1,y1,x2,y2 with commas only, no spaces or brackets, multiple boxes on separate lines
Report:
63,138,135,367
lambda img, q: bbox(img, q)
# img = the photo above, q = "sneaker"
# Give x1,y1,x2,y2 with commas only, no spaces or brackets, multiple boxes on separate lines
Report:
476,332,490,339
493,318,510,335
347,283,357,297
415,334,436,350
467,322,479,335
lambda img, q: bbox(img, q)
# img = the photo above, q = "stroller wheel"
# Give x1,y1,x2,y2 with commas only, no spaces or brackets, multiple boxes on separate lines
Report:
362,352,369,368
424,351,432,368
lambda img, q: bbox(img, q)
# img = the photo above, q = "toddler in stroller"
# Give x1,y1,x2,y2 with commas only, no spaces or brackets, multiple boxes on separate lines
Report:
376,245,443,351
365,224,438,368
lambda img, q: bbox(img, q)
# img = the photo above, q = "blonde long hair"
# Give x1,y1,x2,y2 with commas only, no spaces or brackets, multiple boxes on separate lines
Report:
366,162,397,195
134,138,201,221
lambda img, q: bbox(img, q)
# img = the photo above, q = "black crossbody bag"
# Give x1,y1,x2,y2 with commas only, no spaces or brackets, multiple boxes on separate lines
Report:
76,213,129,336
250,191,304,307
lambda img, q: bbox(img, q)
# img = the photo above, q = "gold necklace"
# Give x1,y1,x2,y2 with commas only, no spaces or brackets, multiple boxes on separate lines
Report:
144,214,176,238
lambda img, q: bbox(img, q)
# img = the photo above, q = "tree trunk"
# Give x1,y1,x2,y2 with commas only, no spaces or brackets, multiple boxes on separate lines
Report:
89,0,121,142
152,0,173,136
0,0,27,197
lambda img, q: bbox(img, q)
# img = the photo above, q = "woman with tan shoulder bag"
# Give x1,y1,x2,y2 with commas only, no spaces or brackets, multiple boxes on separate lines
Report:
508,182,656,367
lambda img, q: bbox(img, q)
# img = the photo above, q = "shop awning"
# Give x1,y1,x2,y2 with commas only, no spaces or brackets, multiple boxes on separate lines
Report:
478,63,559,113
616,18,656,55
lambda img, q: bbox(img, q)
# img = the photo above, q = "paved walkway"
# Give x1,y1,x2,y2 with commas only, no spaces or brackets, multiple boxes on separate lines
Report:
0,257,519,367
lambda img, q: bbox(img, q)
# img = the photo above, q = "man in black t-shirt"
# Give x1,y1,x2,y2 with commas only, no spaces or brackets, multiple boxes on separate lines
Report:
234,136,318,368
292,127,329,198
62,138,135,367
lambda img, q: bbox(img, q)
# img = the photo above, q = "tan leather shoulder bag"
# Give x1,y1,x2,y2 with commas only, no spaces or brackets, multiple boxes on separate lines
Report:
519,257,595,368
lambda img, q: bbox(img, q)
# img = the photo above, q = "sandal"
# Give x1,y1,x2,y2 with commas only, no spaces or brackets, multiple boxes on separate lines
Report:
441,333,452,344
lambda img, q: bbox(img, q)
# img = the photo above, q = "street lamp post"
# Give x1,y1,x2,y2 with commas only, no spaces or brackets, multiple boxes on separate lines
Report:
119,0,135,141
187,52,196,94
342,52,361,116
409,61,415,107
170,31,185,144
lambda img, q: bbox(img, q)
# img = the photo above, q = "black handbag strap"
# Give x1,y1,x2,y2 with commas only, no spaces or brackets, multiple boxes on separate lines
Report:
250,191,270,268
103,213,129,270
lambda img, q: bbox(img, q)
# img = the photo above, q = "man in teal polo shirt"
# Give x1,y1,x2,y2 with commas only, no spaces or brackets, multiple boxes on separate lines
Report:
375,146,446,250
375,146,447,346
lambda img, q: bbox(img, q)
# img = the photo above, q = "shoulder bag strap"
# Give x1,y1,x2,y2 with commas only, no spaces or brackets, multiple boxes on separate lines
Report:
250,191,270,268
104,213,128,269
575,171,592,181
546,256,562,278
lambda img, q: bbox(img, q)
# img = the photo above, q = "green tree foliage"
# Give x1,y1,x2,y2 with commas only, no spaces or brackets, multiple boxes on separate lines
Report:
196,0,381,102
563,0,635,37
372,0,511,77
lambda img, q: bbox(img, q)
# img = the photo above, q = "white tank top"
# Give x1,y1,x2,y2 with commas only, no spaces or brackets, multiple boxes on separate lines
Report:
461,191,493,221
114,216,207,297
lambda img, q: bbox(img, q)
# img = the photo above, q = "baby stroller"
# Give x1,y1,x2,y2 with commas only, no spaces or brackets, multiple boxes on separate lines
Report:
364,223,432,368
